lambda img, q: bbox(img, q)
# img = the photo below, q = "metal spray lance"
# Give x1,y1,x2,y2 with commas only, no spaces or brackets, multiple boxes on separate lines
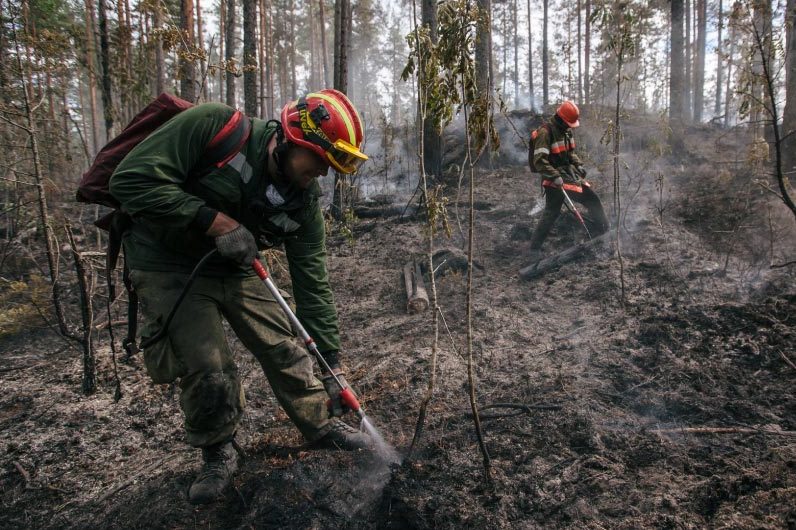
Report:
251,259,366,422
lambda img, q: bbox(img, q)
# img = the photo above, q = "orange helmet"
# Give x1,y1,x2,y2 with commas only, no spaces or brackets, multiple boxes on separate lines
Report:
556,100,580,128
281,89,368,174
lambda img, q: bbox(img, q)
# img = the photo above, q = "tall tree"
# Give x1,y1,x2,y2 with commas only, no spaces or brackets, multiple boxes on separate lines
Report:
83,0,100,154
670,0,685,122
243,0,257,115
784,0,796,175
320,0,331,87
714,0,724,118
693,0,706,122
527,0,534,109
154,0,165,96
196,0,206,100
513,0,519,107
585,0,591,104
179,0,196,102
422,0,442,178
723,1,740,127
225,0,236,107
475,0,492,98
332,0,350,219
577,0,582,103
542,0,548,106
289,0,297,96
684,0,692,120
97,0,113,138
333,0,349,92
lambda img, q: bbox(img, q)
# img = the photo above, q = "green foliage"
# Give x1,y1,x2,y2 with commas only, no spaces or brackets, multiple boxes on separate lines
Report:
402,0,498,153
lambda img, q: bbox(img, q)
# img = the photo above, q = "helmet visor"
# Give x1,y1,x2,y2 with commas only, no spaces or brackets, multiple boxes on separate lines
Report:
326,139,369,174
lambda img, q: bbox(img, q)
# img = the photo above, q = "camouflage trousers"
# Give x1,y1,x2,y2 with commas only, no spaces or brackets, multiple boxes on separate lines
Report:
130,270,332,447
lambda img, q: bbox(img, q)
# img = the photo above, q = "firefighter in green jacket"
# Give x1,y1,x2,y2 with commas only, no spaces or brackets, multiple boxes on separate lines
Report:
529,101,609,260
110,89,370,504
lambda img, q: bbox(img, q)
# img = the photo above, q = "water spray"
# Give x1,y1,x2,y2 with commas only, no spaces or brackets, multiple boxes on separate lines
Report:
252,259,398,462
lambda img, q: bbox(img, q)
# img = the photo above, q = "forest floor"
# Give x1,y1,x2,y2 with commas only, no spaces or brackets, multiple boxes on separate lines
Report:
1,120,796,529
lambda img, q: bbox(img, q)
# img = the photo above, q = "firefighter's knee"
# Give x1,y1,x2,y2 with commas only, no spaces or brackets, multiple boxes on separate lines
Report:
180,370,245,441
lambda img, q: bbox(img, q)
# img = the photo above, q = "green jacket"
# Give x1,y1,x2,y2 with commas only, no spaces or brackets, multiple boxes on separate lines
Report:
532,118,583,182
110,103,340,352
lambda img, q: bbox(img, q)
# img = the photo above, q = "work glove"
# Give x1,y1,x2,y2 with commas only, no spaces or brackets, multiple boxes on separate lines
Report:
576,165,588,179
322,370,357,417
551,176,564,188
215,224,258,265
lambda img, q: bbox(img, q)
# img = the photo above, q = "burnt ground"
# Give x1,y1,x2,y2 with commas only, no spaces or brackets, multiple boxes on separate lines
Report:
2,121,796,529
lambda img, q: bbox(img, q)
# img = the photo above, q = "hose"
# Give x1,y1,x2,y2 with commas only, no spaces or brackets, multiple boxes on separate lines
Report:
139,248,219,349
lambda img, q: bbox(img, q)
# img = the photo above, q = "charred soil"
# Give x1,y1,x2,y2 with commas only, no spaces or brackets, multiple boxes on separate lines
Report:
1,122,795,529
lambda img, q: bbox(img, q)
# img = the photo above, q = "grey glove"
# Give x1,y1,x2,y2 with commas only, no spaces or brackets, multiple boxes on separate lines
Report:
322,371,356,417
576,165,587,179
551,176,564,188
215,224,258,265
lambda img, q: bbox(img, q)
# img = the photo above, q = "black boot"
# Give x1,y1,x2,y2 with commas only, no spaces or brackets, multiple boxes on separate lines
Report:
188,440,238,505
312,418,373,450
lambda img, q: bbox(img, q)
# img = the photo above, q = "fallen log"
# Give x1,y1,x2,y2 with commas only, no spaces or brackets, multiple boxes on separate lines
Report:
519,232,613,280
353,205,417,219
403,259,429,313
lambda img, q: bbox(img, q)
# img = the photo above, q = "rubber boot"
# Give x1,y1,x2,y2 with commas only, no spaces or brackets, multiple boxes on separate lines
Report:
312,418,372,450
188,440,238,505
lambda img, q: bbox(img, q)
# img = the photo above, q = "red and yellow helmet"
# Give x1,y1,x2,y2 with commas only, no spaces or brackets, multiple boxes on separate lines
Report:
556,100,580,128
281,89,368,174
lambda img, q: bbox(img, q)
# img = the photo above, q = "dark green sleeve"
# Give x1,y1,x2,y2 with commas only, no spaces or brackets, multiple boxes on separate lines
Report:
109,103,236,228
284,204,340,353
532,127,560,178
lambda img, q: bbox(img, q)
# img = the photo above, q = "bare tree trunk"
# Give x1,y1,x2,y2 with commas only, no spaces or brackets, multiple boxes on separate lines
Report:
97,0,114,139
542,0,549,106
10,19,74,342
714,0,724,118
527,0,534,110
258,0,266,117
576,0,582,104
289,0,297,96
502,6,508,96
670,0,685,123
309,0,317,89
266,0,275,114
584,0,590,105
513,0,519,108
422,0,442,178
196,0,207,101
332,0,350,219
723,2,739,127
180,0,196,102
407,0,440,459
693,0,706,122
752,6,796,223
243,0,257,115
684,0,692,121
83,0,100,154
320,0,331,87
225,0,236,107
66,225,96,395
116,0,131,123
154,1,165,96
475,0,492,98
219,0,225,102
784,0,796,176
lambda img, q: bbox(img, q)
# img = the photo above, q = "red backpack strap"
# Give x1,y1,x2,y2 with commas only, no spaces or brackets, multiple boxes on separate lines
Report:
203,110,252,168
